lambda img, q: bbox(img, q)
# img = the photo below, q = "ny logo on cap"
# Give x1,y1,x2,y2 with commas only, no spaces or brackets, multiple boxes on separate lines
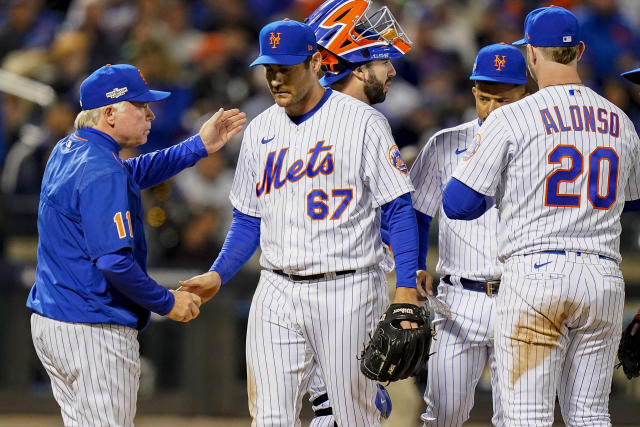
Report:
494,55,506,71
269,32,281,49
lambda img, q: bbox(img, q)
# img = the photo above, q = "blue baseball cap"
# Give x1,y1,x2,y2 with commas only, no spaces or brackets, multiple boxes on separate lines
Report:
79,64,170,111
513,6,580,47
250,20,317,67
470,43,527,85
621,67,640,84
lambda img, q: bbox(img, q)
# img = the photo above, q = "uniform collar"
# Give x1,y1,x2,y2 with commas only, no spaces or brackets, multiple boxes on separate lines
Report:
75,127,123,152
287,88,332,126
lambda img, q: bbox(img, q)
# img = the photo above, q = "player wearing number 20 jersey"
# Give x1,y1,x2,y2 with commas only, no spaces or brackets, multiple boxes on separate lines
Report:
447,6,640,426
453,82,640,262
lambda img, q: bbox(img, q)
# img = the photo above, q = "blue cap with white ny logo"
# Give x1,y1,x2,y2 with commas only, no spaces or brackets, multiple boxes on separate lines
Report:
250,19,318,67
513,6,580,47
470,43,527,85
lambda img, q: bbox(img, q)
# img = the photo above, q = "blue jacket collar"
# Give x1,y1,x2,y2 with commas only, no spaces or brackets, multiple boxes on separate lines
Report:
75,127,123,152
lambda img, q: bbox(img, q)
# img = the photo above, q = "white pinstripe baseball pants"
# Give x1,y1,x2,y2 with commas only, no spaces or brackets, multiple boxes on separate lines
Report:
422,282,504,427
246,267,388,427
494,252,624,426
31,313,140,427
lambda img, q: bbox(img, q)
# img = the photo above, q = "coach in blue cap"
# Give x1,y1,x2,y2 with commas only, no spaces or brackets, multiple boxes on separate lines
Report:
27,63,245,425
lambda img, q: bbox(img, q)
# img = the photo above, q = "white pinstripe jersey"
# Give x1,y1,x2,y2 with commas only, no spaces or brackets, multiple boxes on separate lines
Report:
230,89,414,275
452,85,640,262
411,119,501,281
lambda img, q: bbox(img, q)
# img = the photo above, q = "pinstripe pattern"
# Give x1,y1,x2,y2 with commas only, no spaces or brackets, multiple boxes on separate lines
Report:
230,90,414,275
234,90,412,426
412,119,501,280
307,369,335,427
451,84,640,425
246,268,388,426
422,282,503,427
412,120,503,426
452,85,640,262
30,313,140,427
495,252,624,426
309,414,335,427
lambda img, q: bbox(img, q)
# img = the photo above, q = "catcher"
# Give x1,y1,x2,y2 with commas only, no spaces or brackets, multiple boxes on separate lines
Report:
302,0,432,386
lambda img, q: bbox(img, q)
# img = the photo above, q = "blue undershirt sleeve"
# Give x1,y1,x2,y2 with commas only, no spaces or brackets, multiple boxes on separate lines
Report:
96,249,174,316
443,177,493,220
210,209,261,285
381,193,418,288
624,199,640,212
415,210,432,271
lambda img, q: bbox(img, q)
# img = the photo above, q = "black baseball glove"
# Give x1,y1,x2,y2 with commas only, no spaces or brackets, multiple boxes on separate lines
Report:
617,315,640,380
360,303,432,382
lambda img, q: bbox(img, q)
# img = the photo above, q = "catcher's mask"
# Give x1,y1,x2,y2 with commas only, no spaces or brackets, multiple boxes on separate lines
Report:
305,0,412,86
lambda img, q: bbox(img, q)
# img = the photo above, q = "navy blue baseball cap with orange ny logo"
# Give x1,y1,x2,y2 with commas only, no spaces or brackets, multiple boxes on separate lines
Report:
79,64,171,111
470,43,527,85
513,6,580,47
250,19,318,67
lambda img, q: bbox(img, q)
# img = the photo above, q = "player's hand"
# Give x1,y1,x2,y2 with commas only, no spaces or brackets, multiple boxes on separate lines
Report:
178,270,222,304
199,108,247,154
167,290,201,322
416,270,434,300
392,286,420,329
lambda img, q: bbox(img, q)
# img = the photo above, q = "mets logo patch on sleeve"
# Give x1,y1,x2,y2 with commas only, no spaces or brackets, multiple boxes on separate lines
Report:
463,134,481,161
388,145,408,174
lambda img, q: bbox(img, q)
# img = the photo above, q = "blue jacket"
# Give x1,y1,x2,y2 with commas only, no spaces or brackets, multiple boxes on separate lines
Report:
27,127,207,329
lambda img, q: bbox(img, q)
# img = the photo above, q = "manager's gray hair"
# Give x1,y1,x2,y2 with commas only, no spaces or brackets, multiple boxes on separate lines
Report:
74,101,126,129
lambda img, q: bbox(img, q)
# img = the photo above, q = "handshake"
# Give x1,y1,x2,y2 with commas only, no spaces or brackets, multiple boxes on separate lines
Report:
165,289,202,322
164,271,223,322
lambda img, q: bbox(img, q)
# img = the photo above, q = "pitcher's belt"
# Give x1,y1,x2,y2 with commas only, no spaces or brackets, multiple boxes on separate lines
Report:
271,269,356,282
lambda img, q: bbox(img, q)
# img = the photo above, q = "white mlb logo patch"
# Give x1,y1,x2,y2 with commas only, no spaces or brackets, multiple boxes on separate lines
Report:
563,36,572,43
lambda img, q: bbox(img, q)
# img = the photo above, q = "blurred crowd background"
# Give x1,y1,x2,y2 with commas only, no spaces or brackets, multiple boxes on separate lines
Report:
2,0,640,270
1,0,640,423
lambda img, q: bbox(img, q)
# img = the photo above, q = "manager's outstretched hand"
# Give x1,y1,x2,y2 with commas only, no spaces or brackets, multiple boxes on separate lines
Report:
167,290,202,322
178,270,222,304
199,108,247,154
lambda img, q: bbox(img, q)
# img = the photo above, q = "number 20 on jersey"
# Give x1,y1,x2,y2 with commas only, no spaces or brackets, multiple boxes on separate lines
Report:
545,145,618,210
